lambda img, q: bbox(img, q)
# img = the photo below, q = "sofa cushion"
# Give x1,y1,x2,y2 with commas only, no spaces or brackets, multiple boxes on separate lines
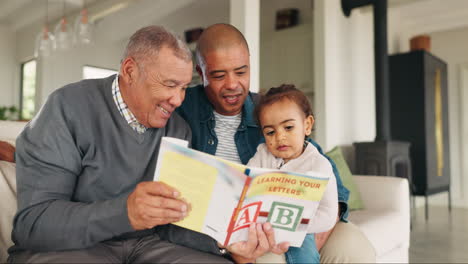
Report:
0,161,17,262
0,120,27,146
349,209,409,258
326,147,364,210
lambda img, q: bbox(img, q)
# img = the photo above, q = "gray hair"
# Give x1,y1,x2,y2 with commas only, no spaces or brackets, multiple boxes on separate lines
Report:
122,25,192,70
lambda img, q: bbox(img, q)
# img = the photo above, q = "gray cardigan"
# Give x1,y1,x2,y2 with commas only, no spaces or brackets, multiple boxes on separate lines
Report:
10,75,203,253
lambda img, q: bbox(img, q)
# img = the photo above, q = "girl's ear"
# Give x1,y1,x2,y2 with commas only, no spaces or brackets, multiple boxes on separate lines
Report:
304,115,314,136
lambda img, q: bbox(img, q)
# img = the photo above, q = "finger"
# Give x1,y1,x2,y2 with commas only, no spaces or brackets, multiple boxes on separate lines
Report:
245,223,258,253
254,223,270,257
139,206,188,219
263,222,277,249
278,242,290,253
180,197,193,213
142,181,181,198
139,195,188,212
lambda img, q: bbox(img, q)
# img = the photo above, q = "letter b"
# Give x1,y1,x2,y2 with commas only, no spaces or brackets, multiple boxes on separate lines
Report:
267,202,303,231
273,208,294,225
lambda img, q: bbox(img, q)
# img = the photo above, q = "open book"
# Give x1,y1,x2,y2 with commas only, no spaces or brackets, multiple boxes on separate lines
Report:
154,137,330,247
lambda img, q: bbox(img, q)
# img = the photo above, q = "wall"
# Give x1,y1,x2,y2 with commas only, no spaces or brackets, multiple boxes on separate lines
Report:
313,0,376,151
12,0,230,108
259,0,313,98
0,24,16,107
14,9,124,107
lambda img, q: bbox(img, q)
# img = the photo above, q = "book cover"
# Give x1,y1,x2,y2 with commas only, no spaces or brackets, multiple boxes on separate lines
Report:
154,137,329,247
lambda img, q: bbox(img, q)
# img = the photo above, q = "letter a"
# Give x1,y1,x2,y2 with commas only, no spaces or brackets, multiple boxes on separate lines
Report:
236,208,251,227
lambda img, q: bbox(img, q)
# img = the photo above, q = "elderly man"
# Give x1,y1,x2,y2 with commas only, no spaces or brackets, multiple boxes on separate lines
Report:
9,25,248,263
177,23,376,263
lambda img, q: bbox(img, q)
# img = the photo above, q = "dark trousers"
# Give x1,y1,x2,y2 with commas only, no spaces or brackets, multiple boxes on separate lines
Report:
8,233,232,263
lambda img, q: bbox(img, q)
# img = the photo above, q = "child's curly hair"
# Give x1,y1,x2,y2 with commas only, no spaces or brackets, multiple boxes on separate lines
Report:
255,84,313,127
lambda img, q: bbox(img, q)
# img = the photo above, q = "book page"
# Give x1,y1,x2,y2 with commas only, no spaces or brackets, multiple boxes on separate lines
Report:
154,137,247,244
229,169,329,247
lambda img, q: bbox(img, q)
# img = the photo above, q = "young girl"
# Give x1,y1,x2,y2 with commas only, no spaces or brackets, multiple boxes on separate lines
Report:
248,84,338,264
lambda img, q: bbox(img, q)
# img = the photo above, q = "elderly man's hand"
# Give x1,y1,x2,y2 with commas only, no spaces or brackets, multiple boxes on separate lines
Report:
228,222,289,263
0,141,15,163
127,181,189,230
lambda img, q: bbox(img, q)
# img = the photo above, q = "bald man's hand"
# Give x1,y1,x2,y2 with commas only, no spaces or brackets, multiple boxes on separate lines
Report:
228,222,289,263
0,141,15,163
127,181,189,230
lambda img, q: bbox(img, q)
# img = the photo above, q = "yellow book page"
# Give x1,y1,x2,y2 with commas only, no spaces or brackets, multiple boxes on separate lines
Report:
158,152,218,232
211,155,247,172
246,173,328,201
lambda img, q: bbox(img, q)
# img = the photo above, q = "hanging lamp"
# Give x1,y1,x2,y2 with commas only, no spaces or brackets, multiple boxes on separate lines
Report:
54,0,72,51
34,0,55,58
74,0,94,46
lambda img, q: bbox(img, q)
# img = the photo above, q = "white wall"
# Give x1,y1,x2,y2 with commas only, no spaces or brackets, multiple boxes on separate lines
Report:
260,0,313,97
313,0,376,151
0,24,16,107
13,6,125,107
12,0,230,108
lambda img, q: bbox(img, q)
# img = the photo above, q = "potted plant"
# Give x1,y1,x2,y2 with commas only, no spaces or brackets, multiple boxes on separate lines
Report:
0,106,19,121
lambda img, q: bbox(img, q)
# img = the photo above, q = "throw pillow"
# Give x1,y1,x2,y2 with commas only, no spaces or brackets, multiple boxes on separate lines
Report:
326,146,365,210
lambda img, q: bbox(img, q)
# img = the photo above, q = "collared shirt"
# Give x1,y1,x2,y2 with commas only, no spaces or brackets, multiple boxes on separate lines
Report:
112,76,147,134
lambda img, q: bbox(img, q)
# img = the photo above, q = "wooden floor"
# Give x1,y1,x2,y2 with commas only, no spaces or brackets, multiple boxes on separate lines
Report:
410,206,468,263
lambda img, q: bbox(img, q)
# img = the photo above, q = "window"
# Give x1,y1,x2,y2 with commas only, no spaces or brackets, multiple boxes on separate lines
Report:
82,65,118,80
20,59,37,120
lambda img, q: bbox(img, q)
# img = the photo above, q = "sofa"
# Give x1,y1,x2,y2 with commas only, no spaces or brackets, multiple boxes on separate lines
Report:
0,120,410,263
0,120,26,262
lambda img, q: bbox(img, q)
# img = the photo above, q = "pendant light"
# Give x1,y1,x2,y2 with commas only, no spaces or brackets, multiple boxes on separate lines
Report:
54,0,72,51
34,0,55,58
74,0,94,46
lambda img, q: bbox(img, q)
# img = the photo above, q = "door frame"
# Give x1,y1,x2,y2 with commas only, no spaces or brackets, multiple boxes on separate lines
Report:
459,63,468,204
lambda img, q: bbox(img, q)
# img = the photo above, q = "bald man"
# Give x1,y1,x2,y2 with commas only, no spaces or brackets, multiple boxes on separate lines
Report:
176,23,376,263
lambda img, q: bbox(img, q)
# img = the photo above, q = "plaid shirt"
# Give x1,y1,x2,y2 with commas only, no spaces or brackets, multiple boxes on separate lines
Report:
112,76,147,134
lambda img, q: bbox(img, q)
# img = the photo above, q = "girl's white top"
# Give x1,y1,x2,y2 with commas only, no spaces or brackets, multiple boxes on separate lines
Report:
247,142,338,233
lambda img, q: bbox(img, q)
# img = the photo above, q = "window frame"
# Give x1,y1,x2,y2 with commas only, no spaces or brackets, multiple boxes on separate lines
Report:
82,65,118,80
19,59,37,121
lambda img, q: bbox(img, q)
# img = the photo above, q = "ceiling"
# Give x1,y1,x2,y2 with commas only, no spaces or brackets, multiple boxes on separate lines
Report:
0,0,434,33
0,0,128,31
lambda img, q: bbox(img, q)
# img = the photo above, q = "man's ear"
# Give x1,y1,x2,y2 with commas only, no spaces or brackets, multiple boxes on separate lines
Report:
305,115,315,136
196,65,205,84
120,57,138,85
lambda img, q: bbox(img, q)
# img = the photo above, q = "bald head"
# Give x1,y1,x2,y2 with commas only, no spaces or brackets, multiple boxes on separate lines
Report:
195,23,249,67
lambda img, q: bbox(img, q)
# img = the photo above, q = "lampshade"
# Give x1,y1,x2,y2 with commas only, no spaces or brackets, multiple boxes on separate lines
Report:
34,0,55,58
74,7,94,45
34,25,55,58
54,16,72,51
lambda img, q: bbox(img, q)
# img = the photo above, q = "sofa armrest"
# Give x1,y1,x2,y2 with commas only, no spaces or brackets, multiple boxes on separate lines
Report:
0,161,17,262
353,175,409,212
351,175,411,259
0,120,28,146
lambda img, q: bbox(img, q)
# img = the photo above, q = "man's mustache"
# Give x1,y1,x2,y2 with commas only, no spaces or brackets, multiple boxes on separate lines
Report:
221,89,243,96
